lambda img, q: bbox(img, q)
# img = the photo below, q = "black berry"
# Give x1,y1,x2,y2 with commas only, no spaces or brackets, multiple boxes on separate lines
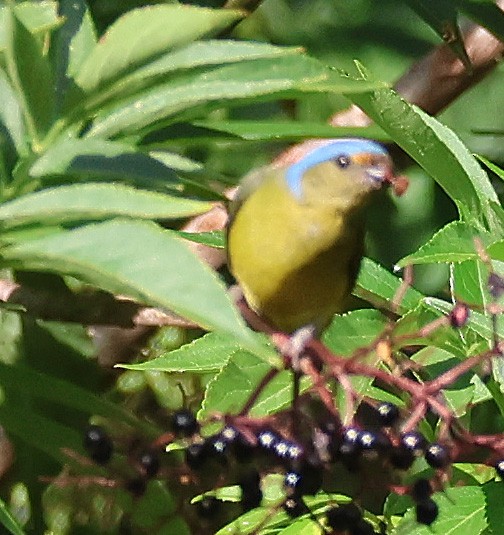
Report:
196,496,220,519
389,447,415,470
284,460,323,497
125,477,147,497
220,426,238,443
495,459,504,478
257,430,280,452
230,433,256,463
390,431,426,470
425,443,450,469
415,498,438,525
83,425,113,465
274,440,304,464
400,431,426,455
284,470,302,492
375,402,400,427
171,409,199,436
283,496,308,518
208,435,229,461
185,441,208,469
326,503,362,531
358,431,390,460
339,427,362,470
411,478,433,502
239,470,262,512
138,449,160,478
351,519,376,535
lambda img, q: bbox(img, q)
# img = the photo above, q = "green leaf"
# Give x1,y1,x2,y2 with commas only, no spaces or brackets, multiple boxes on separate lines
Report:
354,257,424,314
118,332,239,373
394,486,487,534
323,309,388,355
278,519,320,534
75,5,244,93
149,151,204,173
412,346,475,417
476,155,504,182
488,240,504,262
347,77,499,232
0,183,213,228
397,221,494,266
91,40,303,109
451,259,490,308
0,497,25,535
0,219,273,362
200,350,300,419
215,490,337,534
4,8,55,141
0,1,60,51
192,119,389,141
138,40,301,79
51,0,96,111
455,0,504,42
483,481,504,534
178,231,225,249
29,137,179,186
0,69,26,155
403,0,470,68
87,56,385,138
393,300,472,358
324,310,389,415
0,401,81,466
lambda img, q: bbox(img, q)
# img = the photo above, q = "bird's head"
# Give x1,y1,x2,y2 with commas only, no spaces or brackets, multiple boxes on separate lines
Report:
285,139,407,205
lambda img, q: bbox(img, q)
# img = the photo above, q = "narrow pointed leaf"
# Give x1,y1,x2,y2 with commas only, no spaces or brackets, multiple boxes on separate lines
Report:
404,0,470,68
76,5,244,93
30,137,179,185
0,183,212,228
51,0,96,110
192,119,388,141
347,75,499,232
0,219,272,361
0,498,25,535
118,332,239,373
0,69,26,154
0,1,60,51
4,8,55,139
88,56,385,138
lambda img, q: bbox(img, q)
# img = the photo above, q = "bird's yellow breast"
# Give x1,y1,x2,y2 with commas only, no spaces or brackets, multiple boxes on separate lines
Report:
227,168,366,332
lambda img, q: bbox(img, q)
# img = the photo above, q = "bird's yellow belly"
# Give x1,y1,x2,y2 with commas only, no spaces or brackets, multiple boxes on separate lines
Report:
228,178,363,332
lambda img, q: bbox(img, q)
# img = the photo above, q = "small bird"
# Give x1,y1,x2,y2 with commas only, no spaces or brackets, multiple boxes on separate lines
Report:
227,138,401,334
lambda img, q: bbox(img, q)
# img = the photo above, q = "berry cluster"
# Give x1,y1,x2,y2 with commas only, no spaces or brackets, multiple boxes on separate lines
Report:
71,269,504,534
167,399,450,532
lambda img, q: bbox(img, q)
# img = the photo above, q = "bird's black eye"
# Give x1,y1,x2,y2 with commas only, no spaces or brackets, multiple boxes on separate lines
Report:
335,154,351,168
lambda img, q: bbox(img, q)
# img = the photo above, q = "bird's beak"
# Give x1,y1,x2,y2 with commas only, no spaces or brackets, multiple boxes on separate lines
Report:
353,152,409,196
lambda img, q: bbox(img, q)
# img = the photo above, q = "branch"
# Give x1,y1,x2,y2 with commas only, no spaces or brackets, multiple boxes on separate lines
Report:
0,279,197,328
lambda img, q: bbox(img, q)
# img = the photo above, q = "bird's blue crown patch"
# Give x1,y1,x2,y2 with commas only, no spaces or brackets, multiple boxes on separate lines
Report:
285,139,388,199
